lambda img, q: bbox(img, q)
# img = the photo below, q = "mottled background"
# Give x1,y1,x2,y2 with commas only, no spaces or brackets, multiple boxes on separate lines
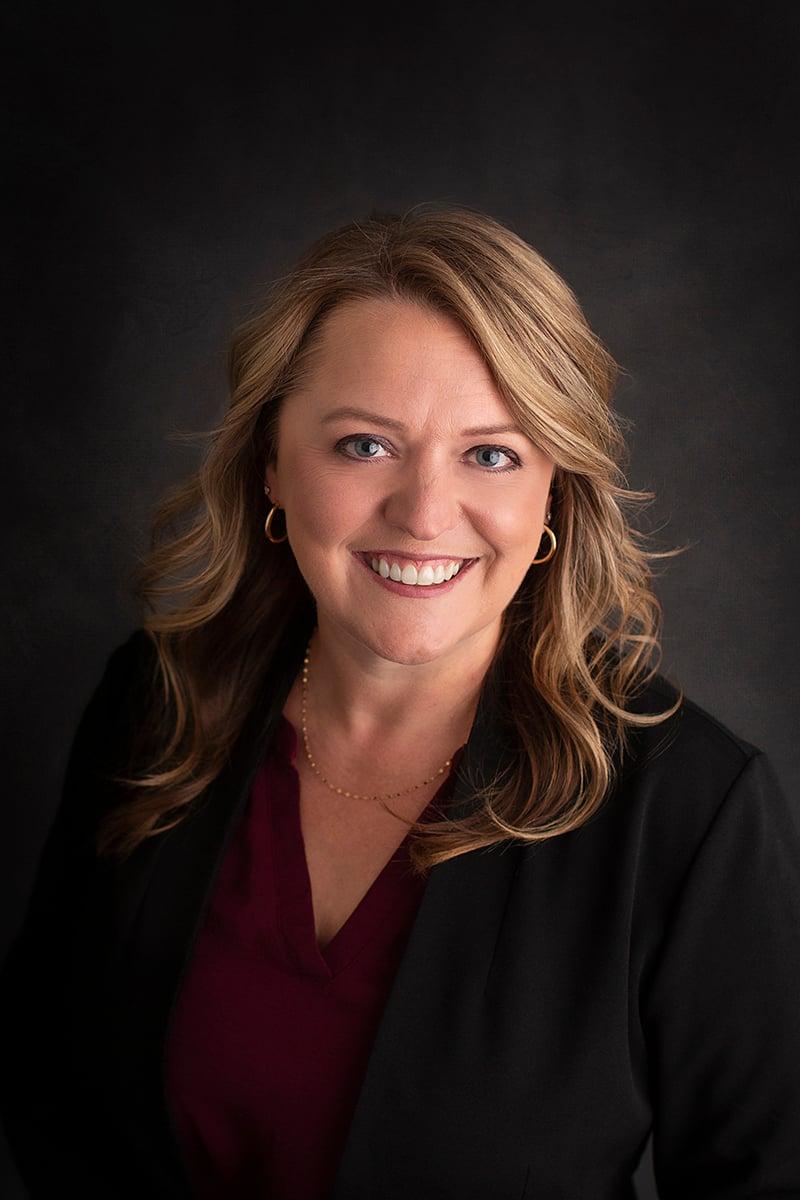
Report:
2,2,798,1195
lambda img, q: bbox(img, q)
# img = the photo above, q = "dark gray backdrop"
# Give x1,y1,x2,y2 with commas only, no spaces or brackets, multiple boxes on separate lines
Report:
3,2,798,1197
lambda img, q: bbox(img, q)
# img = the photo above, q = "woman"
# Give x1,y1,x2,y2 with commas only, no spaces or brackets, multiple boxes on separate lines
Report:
2,205,798,1199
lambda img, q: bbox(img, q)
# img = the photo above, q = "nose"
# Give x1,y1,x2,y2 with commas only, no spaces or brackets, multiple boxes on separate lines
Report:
381,463,463,545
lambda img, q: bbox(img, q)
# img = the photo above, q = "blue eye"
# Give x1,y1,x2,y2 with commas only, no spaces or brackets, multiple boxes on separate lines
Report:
338,436,387,460
473,446,520,471
335,435,522,472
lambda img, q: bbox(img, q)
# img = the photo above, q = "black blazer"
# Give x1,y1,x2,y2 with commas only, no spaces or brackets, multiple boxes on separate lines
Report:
2,607,799,1199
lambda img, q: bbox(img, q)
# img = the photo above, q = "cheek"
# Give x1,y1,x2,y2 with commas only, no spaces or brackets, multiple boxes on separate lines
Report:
290,461,371,543
482,502,537,549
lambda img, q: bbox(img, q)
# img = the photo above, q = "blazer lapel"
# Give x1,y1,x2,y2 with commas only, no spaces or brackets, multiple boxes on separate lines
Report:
99,600,316,1195
327,652,524,1197
100,610,521,1197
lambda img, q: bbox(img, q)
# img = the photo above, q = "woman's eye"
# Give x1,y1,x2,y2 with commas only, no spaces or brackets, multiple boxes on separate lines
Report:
472,445,521,471
337,436,389,460
335,435,521,472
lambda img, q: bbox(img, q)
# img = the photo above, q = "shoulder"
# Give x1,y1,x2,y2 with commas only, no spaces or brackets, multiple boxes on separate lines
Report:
617,669,765,793
103,626,158,683
91,627,161,716
70,628,160,773
603,670,792,875
567,673,799,967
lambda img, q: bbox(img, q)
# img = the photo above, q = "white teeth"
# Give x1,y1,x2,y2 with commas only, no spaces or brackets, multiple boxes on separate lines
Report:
367,555,466,586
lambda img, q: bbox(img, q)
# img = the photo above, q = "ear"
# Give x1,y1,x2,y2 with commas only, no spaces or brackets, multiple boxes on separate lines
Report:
264,460,279,502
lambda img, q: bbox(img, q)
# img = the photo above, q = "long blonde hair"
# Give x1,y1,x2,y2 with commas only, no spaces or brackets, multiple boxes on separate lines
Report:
98,202,685,874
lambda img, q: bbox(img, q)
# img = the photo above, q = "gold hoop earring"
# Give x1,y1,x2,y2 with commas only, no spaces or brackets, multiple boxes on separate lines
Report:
532,524,557,564
264,502,289,543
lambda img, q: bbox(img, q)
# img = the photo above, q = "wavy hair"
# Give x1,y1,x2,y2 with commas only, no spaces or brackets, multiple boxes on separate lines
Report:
98,202,685,874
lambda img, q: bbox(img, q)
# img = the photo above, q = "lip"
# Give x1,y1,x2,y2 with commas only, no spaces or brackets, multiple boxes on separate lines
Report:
351,550,479,598
358,549,476,566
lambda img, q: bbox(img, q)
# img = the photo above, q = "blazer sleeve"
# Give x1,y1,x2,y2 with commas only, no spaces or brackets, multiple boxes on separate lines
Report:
0,632,148,1196
640,749,800,1198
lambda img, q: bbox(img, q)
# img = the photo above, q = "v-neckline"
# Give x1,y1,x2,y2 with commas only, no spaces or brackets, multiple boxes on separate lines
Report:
269,712,465,981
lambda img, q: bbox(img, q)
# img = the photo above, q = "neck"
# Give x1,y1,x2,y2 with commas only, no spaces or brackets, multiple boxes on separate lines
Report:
299,615,500,750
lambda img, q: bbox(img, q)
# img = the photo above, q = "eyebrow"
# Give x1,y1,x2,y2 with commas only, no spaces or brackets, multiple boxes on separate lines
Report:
319,405,525,438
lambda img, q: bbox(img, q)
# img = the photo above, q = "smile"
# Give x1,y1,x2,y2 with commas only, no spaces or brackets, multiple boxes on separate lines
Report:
351,551,479,597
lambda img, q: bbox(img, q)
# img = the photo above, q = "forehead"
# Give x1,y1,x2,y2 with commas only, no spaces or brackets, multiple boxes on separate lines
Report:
299,296,504,405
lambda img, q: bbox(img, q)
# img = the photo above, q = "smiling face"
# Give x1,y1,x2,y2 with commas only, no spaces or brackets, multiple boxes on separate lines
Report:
265,296,555,669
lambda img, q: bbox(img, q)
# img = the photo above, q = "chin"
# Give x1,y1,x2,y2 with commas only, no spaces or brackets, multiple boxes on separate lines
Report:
353,621,461,667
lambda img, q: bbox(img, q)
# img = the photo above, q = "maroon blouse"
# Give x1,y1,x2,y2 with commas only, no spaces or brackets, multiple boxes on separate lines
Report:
164,712,466,1199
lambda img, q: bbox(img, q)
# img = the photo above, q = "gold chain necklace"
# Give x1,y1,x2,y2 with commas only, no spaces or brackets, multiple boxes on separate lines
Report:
300,633,454,801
